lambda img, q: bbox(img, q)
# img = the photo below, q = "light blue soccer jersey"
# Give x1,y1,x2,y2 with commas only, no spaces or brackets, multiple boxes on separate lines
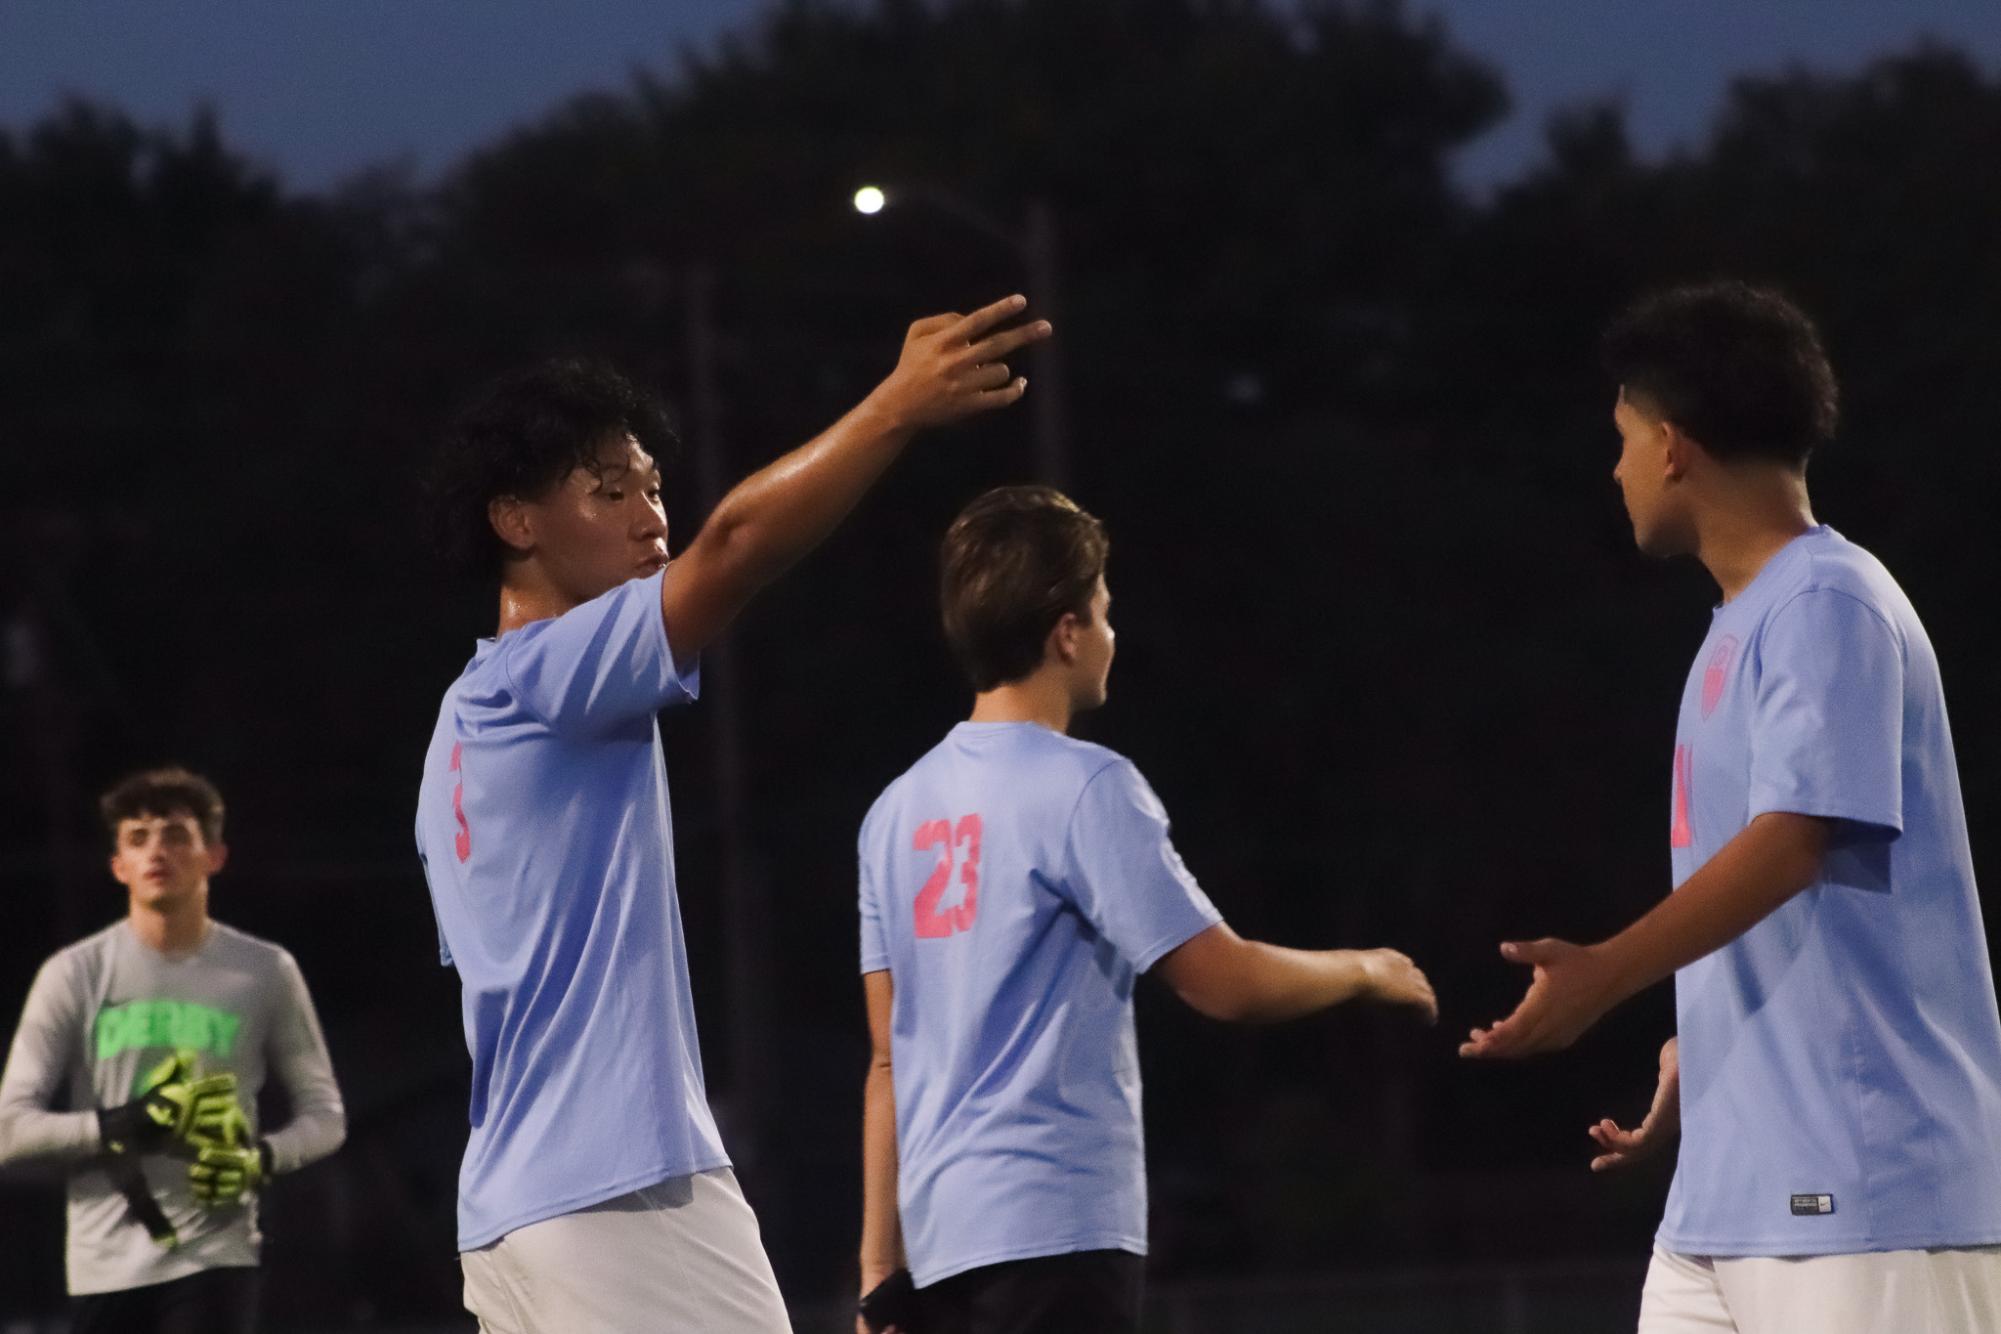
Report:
859,722,1223,1287
415,571,728,1251
1661,526,2001,1255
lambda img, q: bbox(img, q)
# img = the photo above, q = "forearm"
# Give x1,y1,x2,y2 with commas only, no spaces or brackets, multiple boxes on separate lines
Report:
1,979,98,1167
264,960,347,1174
1597,812,1829,1006
1224,942,1375,1023
262,1097,346,1175
1454,819,1821,1062
0,1099,100,1167
663,296,1041,660
696,393,913,595
859,1060,904,1282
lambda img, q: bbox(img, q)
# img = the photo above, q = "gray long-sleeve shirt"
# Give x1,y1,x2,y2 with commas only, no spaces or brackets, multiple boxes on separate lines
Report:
0,919,346,1295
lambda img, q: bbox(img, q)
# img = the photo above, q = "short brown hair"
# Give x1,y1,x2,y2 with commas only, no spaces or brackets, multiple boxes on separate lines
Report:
99,767,226,847
940,486,1109,692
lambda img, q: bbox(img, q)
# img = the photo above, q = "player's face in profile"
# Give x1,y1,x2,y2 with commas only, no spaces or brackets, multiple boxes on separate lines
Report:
1611,389,1680,557
110,814,222,909
531,433,670,604
1071,576,1116,710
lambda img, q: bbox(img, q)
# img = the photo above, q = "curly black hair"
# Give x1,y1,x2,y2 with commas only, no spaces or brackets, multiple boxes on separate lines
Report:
1602,281,1839,466
429,357,679,579
100,766,226,847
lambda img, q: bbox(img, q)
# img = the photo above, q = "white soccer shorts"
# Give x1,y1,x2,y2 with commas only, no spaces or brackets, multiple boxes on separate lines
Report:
460,1167,792,1333
1638,1242,2001,1334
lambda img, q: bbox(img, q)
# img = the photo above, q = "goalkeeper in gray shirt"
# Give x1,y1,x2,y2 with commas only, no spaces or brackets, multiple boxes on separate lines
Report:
0,767,346,1334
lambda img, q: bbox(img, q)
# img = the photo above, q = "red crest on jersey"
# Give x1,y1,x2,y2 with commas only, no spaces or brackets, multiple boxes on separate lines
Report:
1701,635,1739,720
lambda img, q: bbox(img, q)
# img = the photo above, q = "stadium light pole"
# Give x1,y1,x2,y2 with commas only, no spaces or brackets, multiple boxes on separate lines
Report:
681,261,773,1165
625,257,773,1164
853,184,1071,488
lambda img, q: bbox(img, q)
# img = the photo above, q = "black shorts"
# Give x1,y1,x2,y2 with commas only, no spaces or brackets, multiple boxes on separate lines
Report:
917,1249,1143,1334
71,1265,260,1334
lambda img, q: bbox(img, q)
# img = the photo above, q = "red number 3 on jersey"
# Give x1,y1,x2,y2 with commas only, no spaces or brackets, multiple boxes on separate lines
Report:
913,813,983,939
450,742,472,863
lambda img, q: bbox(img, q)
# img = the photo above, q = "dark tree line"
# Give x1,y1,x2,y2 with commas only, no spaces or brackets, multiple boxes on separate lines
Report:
4,1,1998,1322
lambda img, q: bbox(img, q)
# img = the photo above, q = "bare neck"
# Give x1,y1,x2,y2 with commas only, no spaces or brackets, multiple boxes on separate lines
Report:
496,566,580,637
1693,467,1817,603
127,892,212,956
969,672,1075,734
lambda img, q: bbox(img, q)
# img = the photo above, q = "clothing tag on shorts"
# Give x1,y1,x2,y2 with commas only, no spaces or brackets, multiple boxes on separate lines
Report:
1790,1193,1835,1216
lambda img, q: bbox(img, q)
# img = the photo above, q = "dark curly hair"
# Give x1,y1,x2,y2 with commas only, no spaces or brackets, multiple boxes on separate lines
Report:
100,767,225,847
941,486,1109,693
430,357,679,578
1602,281,1839,467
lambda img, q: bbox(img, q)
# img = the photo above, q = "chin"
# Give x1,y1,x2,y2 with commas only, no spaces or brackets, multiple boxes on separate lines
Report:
1634,524,1691,561
136,884,194,910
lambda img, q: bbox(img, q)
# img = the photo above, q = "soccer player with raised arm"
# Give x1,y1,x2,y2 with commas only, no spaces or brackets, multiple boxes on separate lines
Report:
1461,283,2001,1331
853,486,1438,1334
0,767,347,1334
415,297,1050,1333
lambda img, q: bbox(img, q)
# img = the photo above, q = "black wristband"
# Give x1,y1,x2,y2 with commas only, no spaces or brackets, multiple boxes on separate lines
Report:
97,1099,168,1153
257,1140,275,1176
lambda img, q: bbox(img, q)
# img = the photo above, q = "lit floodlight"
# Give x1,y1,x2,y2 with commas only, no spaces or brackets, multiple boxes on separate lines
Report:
853,185,887,215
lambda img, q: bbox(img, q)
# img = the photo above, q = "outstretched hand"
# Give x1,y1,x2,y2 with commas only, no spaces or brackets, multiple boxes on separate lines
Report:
1589,1037,1680,1172
1360,949,1440,1025
868,294,1052,431
1458,938,1626,1059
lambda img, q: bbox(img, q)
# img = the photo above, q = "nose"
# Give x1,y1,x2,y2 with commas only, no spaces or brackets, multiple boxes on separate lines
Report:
633,498,667,543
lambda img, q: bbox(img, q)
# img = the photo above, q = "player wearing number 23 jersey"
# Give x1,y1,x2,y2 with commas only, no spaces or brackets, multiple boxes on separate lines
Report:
859,724,1221,1286
856,488,1438,1334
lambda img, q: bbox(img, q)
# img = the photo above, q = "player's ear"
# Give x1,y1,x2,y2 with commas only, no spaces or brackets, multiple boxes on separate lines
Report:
205,841,229,877
1048,613,1081,666
488,495,535,556
1660,422,1693,483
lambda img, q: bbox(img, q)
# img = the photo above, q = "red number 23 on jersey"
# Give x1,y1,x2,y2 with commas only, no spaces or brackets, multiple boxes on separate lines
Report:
913,814,983,939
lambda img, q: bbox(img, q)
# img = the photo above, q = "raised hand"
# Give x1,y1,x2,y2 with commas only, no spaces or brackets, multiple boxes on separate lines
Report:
867,294,1052,431
1360,949,1440,1025
1589,1038,1680,1172
1459,937,1625,1059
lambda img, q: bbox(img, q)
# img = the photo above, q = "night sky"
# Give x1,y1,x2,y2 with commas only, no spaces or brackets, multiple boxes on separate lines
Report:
3,0,1999,192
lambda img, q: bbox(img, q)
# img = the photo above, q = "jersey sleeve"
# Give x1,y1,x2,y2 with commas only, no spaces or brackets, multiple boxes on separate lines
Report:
858,844,891,976
1747,588,1904,839
0,954,101,1167
260,951,347,1176
1060,760,1224,973
500,569,700,735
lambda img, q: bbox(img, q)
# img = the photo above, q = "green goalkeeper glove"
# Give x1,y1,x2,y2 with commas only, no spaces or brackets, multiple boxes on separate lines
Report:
98,1051,241,1155
188,1103,271,1208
